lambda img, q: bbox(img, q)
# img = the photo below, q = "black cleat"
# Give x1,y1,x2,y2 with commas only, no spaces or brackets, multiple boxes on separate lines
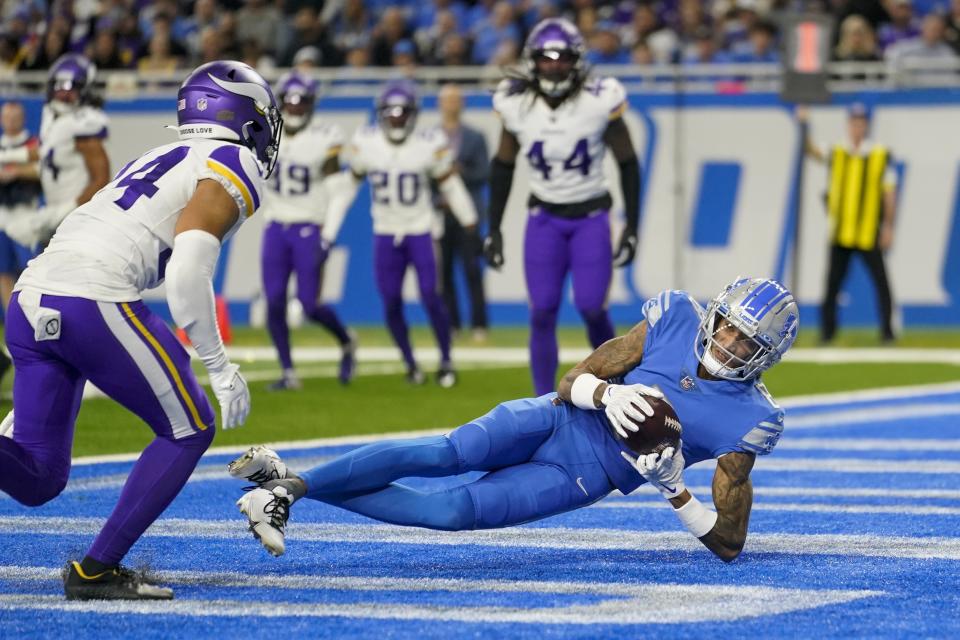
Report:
406,367,426,386
63,561,174,601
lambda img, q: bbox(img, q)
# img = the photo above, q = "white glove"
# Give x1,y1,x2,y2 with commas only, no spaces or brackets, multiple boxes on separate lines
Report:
621,443,686,498
601,383,663,439
209,363,250,430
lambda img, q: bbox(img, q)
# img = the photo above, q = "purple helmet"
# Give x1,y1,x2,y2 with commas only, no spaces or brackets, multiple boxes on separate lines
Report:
376,81,418,143
276,70,319,132
176,60,282,177
523,18,587,98
47,54,97,113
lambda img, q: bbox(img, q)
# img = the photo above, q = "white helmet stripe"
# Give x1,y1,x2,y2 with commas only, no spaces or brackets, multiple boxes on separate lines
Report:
208,73,272,110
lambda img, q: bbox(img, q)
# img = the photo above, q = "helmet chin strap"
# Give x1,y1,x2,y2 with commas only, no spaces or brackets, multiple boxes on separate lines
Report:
537,77,572,97
283,113,308,131
386,128,408,142
700,347,738,379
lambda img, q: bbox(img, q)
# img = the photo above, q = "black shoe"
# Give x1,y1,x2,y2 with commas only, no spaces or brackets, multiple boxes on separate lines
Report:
0,350,11,387
63,561,174,601
406,367,426,386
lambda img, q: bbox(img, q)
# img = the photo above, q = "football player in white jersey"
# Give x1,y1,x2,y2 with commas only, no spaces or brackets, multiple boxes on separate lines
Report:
483,18,643,396
0,54,111,248
0,61,280,601
261,71,357,390
338,81,478,387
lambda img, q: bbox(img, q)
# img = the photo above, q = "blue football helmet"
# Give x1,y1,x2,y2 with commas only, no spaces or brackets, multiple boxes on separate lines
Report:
695,277,799,381
176,60,283,177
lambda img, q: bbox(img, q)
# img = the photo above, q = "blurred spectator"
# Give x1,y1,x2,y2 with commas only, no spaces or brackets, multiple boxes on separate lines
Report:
20,23,68,71
417,8,460,63
621,2,665,49
0,32,19,70
138,26,182,73
281,6,325,66
587,21,630,64
236,0,286,58
470,1,520,64
877,0,921,50
723,0,762,56
684,26,732,64
115,14,144,66
293,45,322,70
412,0,469,34
196,25,225,64
438,32,471,65
631,39,655,65
89,28,127,69
345,44,371,68
945,0,960,53
886,13,957,64
329,0,372,57
370,7,411,66
834,14,882,61
241,37,277,74
183,0,222,61
732,19,779,63
489,38,519,66
216,11,242,59
392,38,419,74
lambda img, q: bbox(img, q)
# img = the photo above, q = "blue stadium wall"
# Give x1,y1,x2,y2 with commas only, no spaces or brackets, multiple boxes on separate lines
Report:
15,88,960,328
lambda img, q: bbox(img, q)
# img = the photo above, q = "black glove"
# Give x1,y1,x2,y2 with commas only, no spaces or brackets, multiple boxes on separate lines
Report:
613,228,638,267
483,230,504,269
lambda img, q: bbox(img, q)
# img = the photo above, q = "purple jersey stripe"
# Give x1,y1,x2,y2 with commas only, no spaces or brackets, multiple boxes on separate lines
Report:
209,144,260,211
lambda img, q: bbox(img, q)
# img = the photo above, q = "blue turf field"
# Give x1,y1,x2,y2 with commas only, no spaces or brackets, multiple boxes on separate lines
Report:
2,387,960,639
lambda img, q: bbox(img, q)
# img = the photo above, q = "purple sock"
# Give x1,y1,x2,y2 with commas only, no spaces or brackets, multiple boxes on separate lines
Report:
529,307,559,396
87,432,211,565
384,299,416,370
581,307,615,349
422,293,452,365
304,303,351,345
266,299,293,370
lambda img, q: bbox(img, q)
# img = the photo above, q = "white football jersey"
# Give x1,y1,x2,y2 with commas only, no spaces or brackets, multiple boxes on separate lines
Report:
262,121,344,224
344,125,453,236
17,138,263,301
39,104,110,208
493,76,627,205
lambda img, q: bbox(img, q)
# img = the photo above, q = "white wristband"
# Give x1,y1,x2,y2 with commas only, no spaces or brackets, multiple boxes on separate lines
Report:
673,494,718,538
570,373,604,410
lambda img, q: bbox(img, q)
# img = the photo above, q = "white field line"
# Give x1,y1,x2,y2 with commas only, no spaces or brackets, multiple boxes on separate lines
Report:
2,516,960,560
785,403,960,429
778,438,960,451
592,501,960,516
0,569,880,625
223,345,960,366
653,486,960,500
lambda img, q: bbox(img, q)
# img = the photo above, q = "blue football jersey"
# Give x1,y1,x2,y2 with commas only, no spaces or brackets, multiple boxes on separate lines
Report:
584,290,785,495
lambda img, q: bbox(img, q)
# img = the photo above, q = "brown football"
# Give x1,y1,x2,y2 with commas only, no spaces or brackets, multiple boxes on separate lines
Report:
618,394,682,456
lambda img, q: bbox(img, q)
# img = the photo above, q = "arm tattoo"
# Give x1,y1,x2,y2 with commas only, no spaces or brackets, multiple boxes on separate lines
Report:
556,321,647,403
699,452,755,562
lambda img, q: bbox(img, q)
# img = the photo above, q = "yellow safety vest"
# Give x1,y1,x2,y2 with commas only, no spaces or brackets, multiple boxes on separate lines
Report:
827,144,890,250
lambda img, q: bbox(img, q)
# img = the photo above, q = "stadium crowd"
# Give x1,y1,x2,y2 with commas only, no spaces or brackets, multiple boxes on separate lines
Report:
3,0,960,76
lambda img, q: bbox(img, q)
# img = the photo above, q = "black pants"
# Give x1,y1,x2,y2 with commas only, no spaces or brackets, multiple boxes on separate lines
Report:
821,244,894,342
440,211,487,330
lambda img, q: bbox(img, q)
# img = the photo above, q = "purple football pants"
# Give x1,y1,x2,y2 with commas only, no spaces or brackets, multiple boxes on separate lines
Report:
0,292,215,565
261,221,351,371
374,233,451,369
524,209,614,395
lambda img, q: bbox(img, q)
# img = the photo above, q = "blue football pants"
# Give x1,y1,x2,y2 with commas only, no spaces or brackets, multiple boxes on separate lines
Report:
300,396,615,530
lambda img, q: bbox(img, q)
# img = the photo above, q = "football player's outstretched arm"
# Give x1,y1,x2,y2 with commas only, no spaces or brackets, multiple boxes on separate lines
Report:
671,451,755,562
318,155,361,247
603,117,641,267
557,320,648,407
436,169,478,229
483,127,519,269
166,179,250,430
75,137,111,206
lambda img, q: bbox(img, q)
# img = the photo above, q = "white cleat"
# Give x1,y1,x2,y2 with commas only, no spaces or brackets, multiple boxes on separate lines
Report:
0,411,13,439
227,446,288,485
237,486,292,557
